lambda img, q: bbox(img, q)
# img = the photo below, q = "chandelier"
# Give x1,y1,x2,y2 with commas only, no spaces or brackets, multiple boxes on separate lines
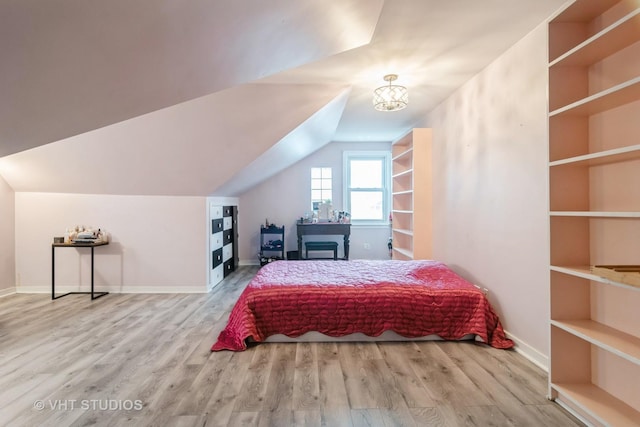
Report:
373,74,408,112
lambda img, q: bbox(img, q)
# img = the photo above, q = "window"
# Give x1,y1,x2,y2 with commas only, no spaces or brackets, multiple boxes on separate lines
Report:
311,167,332,210
343,151,390,223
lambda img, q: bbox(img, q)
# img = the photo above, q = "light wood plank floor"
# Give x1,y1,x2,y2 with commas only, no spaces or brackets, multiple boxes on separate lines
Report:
0,266,583,426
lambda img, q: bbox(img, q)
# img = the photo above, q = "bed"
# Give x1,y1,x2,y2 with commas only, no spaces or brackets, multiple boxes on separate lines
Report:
211,259,513,351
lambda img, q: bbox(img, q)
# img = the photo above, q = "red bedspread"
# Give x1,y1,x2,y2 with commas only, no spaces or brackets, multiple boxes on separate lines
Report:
212,260,513,351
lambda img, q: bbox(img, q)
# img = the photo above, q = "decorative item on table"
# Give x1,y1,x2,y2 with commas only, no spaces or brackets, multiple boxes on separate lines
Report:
299,213,312,224
318,200,332,221
64,225,109,244
74,230,97,243
336,211,350,224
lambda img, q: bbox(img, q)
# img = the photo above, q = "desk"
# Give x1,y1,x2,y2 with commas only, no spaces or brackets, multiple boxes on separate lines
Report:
297,222,351,260
52,241,109,300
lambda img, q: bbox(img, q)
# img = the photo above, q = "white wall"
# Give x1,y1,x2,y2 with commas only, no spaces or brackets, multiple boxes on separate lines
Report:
238,141,392,264
15,193,207,293
427,23,550,366
0,174,15,296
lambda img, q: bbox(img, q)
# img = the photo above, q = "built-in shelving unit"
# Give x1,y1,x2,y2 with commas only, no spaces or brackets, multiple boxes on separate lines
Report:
391,128,432,260
548,1,640,425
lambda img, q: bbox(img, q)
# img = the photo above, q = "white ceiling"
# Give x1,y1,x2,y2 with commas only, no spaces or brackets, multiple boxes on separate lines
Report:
0,0,567,196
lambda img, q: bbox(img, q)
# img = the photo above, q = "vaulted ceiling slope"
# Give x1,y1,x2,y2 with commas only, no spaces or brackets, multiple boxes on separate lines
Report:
0,83,351,196
0,0,382,156
0,0,567,197
212,88,352,197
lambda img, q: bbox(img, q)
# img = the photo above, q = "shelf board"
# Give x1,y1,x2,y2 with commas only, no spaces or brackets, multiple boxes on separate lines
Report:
549,76,640,117
392,132,412,146
551,265,598,280
551,319,640,364
551,265,640,292
551,0,621,23
392,190,413,196
551,382,640,427
392,147,413,161
391,209,413,215
549,143,640,167
393,247,413,259
550,211,640,218
392,169,413,179
392,228,413,236
550,10,640,68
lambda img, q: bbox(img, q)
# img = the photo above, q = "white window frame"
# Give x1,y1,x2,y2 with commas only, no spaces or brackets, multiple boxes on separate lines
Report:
310,167,332,211
343,151,391,225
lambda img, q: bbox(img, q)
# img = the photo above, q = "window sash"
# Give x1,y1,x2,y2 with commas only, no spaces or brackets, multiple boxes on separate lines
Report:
343,151,390,223
311,167,332,210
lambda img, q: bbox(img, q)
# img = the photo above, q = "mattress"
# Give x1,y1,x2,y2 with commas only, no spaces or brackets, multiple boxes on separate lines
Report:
260,330,476,343
212,260,513,351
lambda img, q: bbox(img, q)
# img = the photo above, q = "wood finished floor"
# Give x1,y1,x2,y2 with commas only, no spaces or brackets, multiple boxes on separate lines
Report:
0,266,583,427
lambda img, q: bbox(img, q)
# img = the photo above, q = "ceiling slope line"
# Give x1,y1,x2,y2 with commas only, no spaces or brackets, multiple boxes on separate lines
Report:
211,87,352,197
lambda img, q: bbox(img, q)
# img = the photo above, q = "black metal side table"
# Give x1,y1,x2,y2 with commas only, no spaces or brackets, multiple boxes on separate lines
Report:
52,241,109,300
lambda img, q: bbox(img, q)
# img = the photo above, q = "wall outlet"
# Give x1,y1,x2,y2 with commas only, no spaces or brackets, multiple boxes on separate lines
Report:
363,243,370,250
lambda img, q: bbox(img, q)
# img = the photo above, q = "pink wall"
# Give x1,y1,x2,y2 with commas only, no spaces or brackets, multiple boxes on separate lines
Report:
0,174,15,295
238,141,392,264
427,23,550,367
14,193,207,293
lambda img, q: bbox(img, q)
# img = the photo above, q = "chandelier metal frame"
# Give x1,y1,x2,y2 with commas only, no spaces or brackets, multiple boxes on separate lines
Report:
373,74,408,112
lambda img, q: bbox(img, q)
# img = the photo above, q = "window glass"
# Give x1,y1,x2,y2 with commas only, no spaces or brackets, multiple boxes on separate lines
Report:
311,167,332,210
350,191,383,220
343,152,390,223
350,160,382,188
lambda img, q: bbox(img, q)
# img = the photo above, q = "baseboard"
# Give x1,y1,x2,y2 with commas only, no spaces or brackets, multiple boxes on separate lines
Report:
16,285,207,294
505,329,548,372
0,287,16,298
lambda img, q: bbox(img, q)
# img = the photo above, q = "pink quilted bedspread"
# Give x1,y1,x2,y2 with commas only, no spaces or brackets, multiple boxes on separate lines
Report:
211,260,513,351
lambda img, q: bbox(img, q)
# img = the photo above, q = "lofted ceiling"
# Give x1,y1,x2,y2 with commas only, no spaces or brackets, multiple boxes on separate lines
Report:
0,0,567,196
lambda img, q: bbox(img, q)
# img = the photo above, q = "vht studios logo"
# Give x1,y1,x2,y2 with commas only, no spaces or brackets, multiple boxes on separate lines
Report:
34,399,143,411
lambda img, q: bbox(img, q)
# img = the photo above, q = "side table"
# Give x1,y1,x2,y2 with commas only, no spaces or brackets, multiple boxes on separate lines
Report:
52,241,109,300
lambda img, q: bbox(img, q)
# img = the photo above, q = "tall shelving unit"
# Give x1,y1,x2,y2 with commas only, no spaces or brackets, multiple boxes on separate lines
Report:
391,128,432,260
548,1,640,425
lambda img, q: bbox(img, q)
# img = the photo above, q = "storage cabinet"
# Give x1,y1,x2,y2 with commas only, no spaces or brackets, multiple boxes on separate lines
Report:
391,128,432,260
260,225,285,266
548,1,640,425
210,202,238,287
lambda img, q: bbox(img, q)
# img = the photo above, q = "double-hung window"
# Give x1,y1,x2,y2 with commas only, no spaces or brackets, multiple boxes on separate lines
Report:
343,151,390,224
